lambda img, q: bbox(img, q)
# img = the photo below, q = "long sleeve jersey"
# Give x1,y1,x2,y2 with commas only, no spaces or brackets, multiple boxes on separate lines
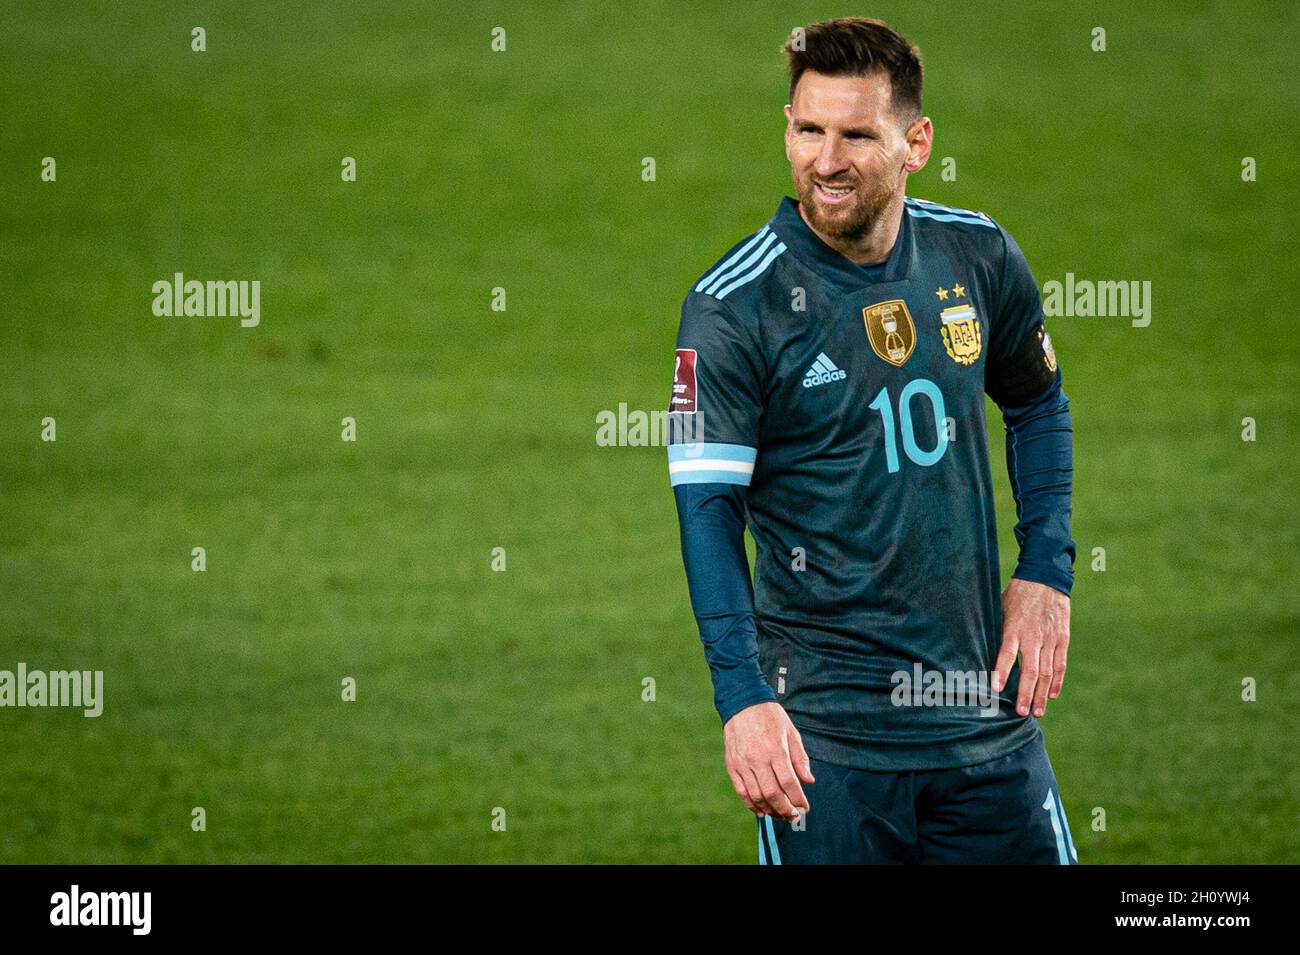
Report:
667,194,1074,771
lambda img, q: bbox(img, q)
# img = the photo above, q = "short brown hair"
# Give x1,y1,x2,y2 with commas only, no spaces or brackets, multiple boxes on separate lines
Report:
782,18,923,123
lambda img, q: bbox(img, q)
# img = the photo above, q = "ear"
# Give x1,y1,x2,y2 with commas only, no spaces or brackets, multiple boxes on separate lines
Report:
903,116,933,173
783,104,796,160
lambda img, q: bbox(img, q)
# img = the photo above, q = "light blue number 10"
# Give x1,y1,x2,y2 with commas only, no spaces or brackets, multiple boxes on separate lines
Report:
867,378,948,474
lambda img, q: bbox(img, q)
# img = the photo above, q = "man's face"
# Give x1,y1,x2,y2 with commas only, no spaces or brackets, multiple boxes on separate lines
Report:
784,70,925,240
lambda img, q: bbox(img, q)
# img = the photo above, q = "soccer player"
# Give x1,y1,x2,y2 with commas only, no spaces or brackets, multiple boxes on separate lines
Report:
667,17,1078,864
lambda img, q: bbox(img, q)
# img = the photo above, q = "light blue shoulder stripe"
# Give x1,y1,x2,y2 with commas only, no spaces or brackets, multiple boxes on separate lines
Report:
703,231,779,295
695,226,771,293
715,242,787,299
906,207,997,229
906,196,990,219
905,197,995,228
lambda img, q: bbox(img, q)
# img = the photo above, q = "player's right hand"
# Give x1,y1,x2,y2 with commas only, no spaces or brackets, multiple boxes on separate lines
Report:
722,701,815,822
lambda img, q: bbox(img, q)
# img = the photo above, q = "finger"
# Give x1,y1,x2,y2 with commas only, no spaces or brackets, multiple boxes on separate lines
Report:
992,632,1020,695
1016,640,1041,717
743,766,777,818
1049,634,1069,699
727,766,761,816
753,762,798,821
1031,642,1053,718
787,726,816,786
772,754,810,817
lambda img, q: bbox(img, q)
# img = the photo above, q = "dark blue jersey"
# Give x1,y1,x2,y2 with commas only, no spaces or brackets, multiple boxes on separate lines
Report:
667,194,1073,771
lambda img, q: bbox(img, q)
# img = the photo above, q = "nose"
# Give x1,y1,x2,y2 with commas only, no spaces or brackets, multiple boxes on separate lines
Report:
814,135,848,178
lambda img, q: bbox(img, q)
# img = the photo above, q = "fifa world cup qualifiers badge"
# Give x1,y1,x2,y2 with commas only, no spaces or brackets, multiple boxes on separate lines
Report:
672,348,698,413
863,299,916,366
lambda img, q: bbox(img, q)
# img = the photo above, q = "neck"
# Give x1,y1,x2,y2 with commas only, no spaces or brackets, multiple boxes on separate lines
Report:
798,193,904,266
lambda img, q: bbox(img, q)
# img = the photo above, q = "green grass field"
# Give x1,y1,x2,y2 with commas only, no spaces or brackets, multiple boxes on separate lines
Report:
1,1,1296,863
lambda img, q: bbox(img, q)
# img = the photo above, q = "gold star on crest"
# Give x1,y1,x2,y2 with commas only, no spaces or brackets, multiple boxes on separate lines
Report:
952,282,966,298
935,286,949,301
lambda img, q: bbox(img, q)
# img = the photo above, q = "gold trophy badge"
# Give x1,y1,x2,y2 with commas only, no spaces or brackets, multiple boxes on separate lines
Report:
863,299,916,367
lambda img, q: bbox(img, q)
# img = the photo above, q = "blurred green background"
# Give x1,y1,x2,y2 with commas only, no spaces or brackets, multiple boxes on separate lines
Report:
1,1,1296,863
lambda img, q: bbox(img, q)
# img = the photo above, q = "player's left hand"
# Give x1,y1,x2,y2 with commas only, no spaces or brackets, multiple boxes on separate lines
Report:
992,578,1070,719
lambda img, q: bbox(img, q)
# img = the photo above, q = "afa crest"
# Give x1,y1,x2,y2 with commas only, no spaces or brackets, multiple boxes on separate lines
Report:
939,304,982,365
862,299,916,366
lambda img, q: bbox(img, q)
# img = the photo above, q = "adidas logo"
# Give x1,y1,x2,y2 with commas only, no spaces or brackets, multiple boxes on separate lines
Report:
802,352,847,389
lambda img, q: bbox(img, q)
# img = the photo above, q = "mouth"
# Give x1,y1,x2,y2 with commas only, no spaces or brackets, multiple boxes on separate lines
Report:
814,181,855,204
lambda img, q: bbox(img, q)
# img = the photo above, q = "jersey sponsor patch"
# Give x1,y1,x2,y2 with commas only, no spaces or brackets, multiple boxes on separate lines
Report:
671,348,698,413
1041,328,1058,372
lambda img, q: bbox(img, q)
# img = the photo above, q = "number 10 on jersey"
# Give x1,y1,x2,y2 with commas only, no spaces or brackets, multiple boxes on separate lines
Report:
868,379,949,474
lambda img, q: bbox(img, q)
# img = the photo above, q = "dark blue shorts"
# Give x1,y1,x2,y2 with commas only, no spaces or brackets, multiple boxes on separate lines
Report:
757,731,1079,864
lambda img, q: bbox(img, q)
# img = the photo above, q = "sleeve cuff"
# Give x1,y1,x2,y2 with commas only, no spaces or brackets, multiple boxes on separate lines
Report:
716,684,779,727
1011,563,1073,598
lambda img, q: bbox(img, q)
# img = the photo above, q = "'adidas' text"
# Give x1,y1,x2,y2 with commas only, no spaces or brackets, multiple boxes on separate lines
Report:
802,352,846,389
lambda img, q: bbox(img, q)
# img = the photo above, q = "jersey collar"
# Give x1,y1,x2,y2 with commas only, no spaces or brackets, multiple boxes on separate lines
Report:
769,194,916,291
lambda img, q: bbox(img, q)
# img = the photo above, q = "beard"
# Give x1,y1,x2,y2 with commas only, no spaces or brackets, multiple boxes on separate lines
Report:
794,170,896,241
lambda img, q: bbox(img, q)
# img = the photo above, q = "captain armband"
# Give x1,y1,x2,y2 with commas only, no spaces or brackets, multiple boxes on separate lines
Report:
986,324,1060,407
